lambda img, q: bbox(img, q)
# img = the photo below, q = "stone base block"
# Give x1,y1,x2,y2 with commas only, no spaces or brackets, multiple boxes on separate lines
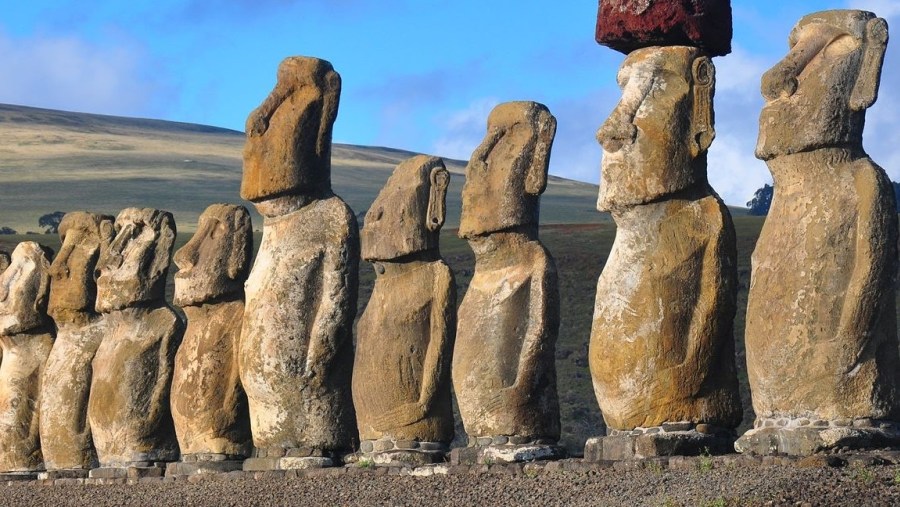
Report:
595,0,733,56
89,463,168,479
368,450,446,467
584,426,736,461
736,419,900,456
0,472,38,481
242,457,333,471
37,469,90,480
450,444,566,465
165,460,245,477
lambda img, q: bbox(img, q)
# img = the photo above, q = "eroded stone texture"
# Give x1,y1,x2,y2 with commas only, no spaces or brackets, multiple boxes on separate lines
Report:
590,47,742,445
353,156,456,457
596,0,733,57
171,204,252,461
453,102,562,451
41,212,115,471
0,242,53,472
740,10,899,455
240,56,359,466
89,208,182,466
0,251,9,273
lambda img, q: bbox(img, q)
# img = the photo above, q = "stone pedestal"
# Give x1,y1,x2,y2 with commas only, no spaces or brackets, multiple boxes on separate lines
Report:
584,424,736,461
353,439,447,467
450,439,565,465
0,472,38,481
242,447,337,470
735,418,900,456
89,462,168,479
165,453,246,476
37,469,90,480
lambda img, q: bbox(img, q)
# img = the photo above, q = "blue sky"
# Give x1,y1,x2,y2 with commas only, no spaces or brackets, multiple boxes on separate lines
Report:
2,0,899,206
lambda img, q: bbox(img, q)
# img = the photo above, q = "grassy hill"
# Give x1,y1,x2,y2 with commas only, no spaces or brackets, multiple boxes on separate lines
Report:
0,103,609,233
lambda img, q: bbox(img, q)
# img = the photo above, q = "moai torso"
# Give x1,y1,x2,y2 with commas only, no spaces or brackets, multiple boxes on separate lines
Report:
41,212,114,470
171,204,252,457
590,46,742,431
746,10,900,422
452,102,561,442
353,156,455,444
0,242,53,472
88,208,182,466
239,57,359,454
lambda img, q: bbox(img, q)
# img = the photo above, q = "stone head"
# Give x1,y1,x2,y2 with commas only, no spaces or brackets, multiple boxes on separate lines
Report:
241,56,341,203
458,101,556,239
361,156,449,261
95,208,176,313
174,204,252,307
47,212,116,320
0,242,52,335
596,46,715,211
756,10,888,160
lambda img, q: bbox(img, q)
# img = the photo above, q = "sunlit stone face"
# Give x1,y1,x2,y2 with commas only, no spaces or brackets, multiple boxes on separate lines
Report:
174,204,252,307
47,212,115,318
0,242,51,335
95,208,176,313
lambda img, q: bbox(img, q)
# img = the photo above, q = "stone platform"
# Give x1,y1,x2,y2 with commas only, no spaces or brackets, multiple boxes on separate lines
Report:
736,418,900,456
166,453,246,476
37,469,90,480
584,423,736,461
89,462,169,479
450,437,565,465
0,472,38,482
242,447,339,471
351,439,447,467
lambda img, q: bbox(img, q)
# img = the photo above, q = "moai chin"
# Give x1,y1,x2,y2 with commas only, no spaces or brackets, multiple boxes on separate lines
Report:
169,204,252,476
88,208,182,472
738,10,900,456
352,155,456,466
586,45,743,462
451,101,564,465
239,56,359,470
0,242,54,475
40,212,115,476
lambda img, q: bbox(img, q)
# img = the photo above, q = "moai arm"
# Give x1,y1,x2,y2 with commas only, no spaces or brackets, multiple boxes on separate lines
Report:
146,316,182,427
372,265,456,430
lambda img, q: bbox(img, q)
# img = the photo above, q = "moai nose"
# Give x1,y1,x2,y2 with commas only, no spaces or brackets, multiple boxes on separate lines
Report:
596,112,637,153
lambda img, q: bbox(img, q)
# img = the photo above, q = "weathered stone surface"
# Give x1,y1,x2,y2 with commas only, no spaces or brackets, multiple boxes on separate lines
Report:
742,10,899,455
41,212,114,471
165,460,244,477
596,0,733,57
241,56,340,202
450,444,565,465
89,208,182,466
240,56,359,458
353,155,455,447
0,251,9,273
0,242,53,472
591,46,742,434
242,457,333,471
453,101,561,445
584,431,735,461
171,204,252,458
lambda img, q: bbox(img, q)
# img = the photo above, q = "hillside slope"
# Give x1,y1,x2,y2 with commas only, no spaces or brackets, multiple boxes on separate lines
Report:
0,104,606,232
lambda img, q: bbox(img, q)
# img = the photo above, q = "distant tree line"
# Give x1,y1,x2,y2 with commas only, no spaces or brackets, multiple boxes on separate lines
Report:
747,182,900,216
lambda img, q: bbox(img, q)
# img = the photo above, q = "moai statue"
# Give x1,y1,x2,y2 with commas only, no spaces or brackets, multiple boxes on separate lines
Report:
585,45,742,462
738,10,900,456
88,208,182,477
451,101,563,465
39,212,115,479
240,56,359,470
352,155,455,466
0,242,53,477
168,204,253,476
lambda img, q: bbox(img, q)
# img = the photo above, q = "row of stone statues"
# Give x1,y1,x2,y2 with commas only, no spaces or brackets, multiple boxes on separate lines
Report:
0,4,897,478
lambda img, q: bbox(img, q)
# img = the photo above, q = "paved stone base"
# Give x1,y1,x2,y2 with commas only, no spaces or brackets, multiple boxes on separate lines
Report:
450,444,566,465
353,439,447,467
584,424,736,461
736,418,900,456
37,469,90,480
89,462,168,479
165,460,245,476
0,472,39,481
243,457,333,471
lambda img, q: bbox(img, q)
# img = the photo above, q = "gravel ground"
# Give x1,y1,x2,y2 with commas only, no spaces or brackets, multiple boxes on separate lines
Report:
1,459,899,507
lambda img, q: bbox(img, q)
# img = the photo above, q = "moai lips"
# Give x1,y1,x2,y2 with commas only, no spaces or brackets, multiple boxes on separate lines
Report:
89,208,182,468
170,204,252,467
596,0,733,56
0,242,54,473
353,156,456,465
739,10,900,456
452,102,564,464
41,212,115,473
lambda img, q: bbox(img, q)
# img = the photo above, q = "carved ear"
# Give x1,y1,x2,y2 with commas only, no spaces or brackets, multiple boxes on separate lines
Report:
317,70,342,162
97,218,116,260
525,108,556,196
426,164,450,232
851,17,888,112
691,56,716,156
149,213,176,282
228,207,252,280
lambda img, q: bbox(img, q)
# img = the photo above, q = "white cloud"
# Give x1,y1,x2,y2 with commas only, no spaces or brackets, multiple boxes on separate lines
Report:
0,30,163,117
432,98,499,160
